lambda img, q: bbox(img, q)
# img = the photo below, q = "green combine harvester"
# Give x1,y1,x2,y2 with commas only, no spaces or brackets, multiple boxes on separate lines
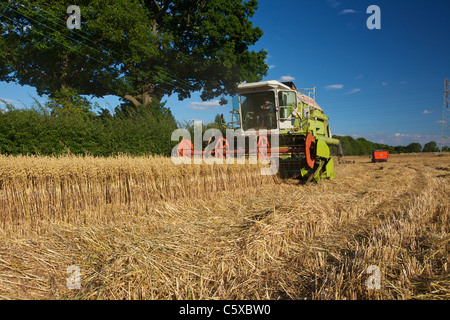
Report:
231,80,343,183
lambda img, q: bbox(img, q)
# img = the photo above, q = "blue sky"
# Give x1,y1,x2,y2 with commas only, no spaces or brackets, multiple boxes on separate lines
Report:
1,0,449,147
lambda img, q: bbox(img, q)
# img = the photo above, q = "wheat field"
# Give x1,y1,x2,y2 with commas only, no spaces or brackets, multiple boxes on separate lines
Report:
0,153,448,300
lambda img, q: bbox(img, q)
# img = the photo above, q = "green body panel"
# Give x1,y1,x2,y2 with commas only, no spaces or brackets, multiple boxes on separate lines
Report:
316,139,330,158
325,158,335,179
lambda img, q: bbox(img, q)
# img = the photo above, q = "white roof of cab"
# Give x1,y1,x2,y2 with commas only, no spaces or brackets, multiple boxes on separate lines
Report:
237,80,323,111
238,80,291,91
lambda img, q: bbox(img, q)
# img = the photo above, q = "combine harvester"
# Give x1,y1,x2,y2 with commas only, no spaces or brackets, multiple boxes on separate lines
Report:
176,80,343,183
232,80,343,183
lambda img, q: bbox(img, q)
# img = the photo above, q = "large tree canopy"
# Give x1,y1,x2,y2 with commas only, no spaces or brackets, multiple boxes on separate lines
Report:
0,0,268,106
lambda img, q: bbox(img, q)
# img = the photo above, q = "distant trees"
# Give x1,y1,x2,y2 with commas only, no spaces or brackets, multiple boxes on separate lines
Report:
406,143,422,153
394,145,407,154
332,136,395,156
332,136,446,156
422,141,439,153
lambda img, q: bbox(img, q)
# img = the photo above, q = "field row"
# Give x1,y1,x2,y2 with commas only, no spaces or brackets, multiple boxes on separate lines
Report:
0,155,275,236
0,153,448,299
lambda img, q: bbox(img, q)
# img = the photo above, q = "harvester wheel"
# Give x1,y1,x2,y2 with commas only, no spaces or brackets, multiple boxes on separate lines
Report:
305,133,316,168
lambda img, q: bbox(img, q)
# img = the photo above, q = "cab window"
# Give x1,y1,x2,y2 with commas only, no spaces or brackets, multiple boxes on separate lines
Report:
278,91,297,120
240,92,276,130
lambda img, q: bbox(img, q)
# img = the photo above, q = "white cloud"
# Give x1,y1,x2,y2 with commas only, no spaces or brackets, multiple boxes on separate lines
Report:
187,101,221,111
268,65,276,69
394,133,425,138
327,0,341,8
382,82,388,86
355,75,363,80
347,88,361,95
279,76,295,82
391,133,442,145
400,81,407,85
339,9,358,15
436,120,447,124
325,84,344,90
422,109,434,114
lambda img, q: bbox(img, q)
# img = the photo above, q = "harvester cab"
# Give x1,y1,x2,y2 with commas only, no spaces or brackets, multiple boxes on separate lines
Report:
234,80,343,183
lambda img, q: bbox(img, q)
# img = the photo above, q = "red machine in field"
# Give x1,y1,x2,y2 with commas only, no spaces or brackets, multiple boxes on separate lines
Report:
371,150,389,163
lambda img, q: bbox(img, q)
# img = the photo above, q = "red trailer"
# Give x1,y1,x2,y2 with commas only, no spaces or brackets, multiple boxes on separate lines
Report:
371,150,389,163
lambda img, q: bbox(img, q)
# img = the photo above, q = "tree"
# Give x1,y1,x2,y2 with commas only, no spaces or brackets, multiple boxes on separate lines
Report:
0,97,178,156
109,99,178,155
333,136,354,155
0,1,134,102
205,113,227,135
0,0,268,106
406,142,422,153
394,145,407,154
422,141,439,153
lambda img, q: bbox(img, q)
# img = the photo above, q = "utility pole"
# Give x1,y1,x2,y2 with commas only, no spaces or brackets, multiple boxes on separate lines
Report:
440,79,449,152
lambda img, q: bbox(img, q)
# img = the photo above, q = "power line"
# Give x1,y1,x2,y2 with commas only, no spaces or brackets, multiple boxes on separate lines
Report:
19,0,196,92
1,2,177,96
0,3,113,67
0,1,195,98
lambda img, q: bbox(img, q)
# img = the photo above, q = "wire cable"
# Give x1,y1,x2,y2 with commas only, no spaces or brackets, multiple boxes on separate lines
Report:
0,1,197,96
19,0,197,92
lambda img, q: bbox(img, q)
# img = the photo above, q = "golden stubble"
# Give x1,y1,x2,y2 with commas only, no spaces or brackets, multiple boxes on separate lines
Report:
0,153,448,300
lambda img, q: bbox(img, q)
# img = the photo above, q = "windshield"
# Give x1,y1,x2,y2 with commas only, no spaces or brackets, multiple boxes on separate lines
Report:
240,91,276,130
